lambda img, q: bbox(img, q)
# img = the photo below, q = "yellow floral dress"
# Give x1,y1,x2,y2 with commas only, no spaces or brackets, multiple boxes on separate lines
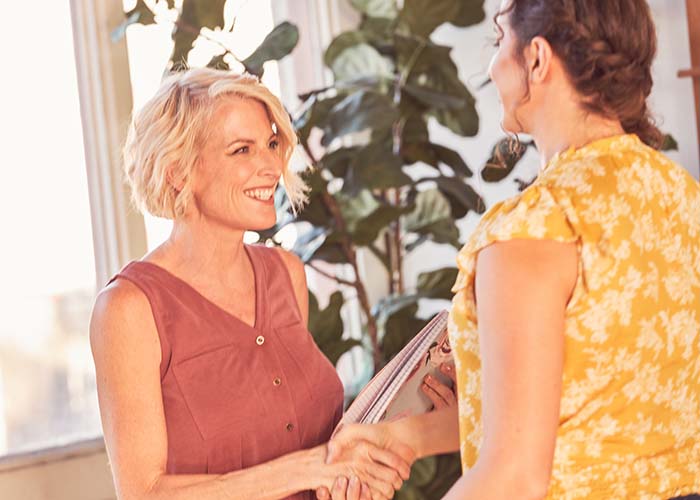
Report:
449,134,700,499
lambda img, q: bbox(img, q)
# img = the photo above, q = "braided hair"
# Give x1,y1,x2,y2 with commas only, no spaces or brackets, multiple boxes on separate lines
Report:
496,0,663,148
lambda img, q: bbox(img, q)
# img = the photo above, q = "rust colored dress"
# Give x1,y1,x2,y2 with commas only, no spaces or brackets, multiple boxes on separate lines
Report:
108,244,344,499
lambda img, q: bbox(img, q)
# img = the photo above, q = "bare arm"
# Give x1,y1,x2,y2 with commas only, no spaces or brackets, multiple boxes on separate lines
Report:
91,280,406,500
90,280,330,500
442,238,577,500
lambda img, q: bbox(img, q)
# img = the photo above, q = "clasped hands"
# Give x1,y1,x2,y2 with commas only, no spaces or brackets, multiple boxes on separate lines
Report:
315,362,457,500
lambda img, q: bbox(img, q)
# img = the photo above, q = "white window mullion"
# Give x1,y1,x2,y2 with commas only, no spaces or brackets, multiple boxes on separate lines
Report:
70,0,147,288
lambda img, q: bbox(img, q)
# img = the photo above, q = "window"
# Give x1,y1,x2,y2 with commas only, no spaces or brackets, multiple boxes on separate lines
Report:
0,1,101,456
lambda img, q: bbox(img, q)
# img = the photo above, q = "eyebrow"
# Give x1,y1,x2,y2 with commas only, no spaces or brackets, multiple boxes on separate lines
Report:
226,133,277,149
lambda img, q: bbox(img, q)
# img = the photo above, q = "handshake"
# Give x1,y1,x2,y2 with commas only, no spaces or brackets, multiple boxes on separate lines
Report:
312,362,457,500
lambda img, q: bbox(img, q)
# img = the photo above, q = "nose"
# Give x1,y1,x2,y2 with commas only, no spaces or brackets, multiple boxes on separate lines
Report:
256,147,283,179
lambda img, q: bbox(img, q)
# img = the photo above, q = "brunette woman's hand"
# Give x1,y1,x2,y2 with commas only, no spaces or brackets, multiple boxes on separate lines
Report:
314,438,411,500
420,362,458,410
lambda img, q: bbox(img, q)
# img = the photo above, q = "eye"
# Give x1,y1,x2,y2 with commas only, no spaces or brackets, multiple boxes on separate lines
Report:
269,139,280,150
232,145,249,155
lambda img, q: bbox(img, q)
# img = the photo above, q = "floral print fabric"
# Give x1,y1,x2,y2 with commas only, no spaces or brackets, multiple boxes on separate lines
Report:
449,134,700,499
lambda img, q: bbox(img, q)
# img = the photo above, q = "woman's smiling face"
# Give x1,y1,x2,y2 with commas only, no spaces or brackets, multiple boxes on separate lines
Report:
189,96,283,231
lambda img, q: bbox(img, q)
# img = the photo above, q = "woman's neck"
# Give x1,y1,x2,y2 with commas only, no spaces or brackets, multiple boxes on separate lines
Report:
530,109,625,170
151,217,249,286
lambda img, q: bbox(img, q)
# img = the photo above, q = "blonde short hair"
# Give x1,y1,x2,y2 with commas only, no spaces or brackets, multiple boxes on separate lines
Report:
123,68,308,219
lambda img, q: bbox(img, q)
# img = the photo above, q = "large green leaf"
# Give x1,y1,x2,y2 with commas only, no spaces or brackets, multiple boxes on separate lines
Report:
359,16,396,46
394,34,452,74
351,204,414,246
661,133,678,151
401,44,479,136
381,303,429,361
404,189,452,232
295,94,346,145
417,453,462,497
319,146,362,178
416,267,459,300
308,291,361,365
434,176,486,216
330,43,395,82
351,0,398,19
404,189,461,247
181,0,226,30
206,53,229,70
324,31,368,68
242,22,299,77
399,0,460,37
322,91,398,147
346,143,413,192
308,291,344,345
451,0,486,27
170,0,227,68
337,190,381,233
481,138,529,182
402,83,466,110
409,455,438,486
433,144,473,177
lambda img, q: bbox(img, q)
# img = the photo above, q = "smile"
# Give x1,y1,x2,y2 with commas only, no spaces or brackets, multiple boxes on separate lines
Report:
243,187,275,202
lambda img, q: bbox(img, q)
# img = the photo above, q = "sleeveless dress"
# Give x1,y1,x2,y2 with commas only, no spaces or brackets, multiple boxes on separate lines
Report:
108,244,344,499
449,134,700,499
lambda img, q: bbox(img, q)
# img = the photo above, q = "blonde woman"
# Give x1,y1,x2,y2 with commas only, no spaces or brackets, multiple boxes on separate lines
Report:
89,68,411,500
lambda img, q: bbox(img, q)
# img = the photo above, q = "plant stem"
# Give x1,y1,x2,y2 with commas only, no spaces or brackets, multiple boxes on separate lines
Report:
300,140,382,372
307,263,357,287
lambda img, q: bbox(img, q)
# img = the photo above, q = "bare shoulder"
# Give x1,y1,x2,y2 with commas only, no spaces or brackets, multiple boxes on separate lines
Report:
272,247,309,324
478,239,578,301
272,247,307,288
90,279,161,365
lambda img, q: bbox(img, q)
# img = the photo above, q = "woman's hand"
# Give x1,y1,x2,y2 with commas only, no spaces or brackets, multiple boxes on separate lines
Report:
421,362,458,410
313,437,412,500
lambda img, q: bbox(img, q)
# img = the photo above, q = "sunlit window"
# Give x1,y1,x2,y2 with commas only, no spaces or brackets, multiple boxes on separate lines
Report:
0,2,100,456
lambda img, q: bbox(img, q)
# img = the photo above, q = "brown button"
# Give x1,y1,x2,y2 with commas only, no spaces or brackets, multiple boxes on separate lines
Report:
255,335,265,346
286,423,294,432
273,377,282,386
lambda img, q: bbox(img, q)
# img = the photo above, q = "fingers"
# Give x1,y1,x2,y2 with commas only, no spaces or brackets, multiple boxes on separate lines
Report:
440,362,458,386
369,446,411,490
316,486,331,500
366,444,411,483
347,476,362,500
360,483,371,500
331,476,348,500
422,374,456,409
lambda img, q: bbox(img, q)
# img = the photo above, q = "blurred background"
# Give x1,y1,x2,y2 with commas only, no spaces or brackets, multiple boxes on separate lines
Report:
0,0,697,498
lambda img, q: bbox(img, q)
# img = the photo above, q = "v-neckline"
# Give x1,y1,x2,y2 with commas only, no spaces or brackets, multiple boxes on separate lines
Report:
134,244,263,331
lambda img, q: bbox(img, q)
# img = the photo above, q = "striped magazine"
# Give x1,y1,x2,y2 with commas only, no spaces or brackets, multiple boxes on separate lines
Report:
336,310,453,430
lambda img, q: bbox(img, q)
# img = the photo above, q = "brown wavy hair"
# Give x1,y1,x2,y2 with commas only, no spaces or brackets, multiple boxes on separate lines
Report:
495,0,663,148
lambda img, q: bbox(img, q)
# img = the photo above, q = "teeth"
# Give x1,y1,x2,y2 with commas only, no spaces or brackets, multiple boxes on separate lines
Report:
244,188,274,201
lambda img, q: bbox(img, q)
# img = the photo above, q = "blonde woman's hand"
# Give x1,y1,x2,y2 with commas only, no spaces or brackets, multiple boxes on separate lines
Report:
315,438,412,500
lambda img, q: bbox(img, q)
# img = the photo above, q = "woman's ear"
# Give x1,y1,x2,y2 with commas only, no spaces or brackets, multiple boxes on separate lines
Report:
166,164,186,192
525,35,553,84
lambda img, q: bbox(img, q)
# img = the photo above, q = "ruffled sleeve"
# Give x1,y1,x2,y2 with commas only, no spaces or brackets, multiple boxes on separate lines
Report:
452,184,578,296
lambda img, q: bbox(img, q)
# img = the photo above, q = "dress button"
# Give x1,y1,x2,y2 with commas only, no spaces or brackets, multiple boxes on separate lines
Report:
286,423,294,432
273,377,281,386
255,335,265,346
